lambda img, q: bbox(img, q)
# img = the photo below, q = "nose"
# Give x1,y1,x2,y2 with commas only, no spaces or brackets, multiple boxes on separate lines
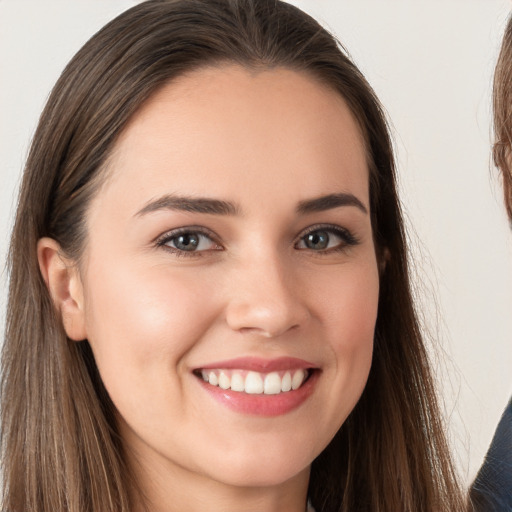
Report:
224,252,311,338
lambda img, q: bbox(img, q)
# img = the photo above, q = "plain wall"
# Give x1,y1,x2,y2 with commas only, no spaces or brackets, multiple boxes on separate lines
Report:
1,0,511,485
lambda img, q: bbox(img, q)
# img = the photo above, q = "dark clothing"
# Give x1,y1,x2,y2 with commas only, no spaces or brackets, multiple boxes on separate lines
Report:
470,398,512,511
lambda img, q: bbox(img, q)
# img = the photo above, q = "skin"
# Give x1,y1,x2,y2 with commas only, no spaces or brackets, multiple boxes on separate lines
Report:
39,66,380,512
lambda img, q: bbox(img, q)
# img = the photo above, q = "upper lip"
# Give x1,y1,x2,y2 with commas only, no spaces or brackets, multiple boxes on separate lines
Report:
196,356,317,372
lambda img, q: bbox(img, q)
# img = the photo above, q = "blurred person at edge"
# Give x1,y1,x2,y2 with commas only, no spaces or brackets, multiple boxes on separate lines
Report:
469,14,512,512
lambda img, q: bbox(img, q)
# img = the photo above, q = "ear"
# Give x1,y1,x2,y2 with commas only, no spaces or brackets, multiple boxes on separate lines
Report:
503,173,512,221
378,247,391,275
37,237,87,341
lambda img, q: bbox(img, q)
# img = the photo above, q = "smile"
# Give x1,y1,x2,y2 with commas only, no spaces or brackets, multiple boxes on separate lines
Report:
193,357,319,416
198,369,310,395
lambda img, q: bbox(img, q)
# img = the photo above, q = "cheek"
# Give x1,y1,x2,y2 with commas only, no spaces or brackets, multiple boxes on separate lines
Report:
81,260,219,396
339,266,378,374
314,259,378,400
319,258,379,348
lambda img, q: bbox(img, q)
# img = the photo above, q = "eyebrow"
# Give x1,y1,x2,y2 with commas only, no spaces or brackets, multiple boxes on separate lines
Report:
296,193,368,215
135,194,240,217
135,192,367,218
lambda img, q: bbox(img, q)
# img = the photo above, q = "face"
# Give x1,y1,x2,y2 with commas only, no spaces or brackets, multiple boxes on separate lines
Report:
76,66,379,493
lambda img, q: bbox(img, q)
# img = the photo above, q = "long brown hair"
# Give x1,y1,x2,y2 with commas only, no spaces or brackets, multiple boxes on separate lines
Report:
492,15,512,220
2,1,464,511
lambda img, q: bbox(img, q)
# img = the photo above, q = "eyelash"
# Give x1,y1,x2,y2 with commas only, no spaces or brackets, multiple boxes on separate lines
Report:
295,224,359,255
155,224,359,258
155,226,221,257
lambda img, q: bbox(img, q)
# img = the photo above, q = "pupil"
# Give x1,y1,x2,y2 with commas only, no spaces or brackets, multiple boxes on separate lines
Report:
306,231,328,250
176,234,199,251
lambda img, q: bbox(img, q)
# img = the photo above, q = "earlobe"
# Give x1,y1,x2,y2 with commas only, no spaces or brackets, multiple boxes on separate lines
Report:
37,237,87,341
503,174,512,221
379,247,391,274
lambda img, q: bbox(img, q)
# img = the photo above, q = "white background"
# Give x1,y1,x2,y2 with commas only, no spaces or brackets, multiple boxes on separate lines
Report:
1,0,511,486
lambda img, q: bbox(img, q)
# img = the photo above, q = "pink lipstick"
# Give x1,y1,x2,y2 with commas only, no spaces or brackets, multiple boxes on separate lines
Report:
194,357,318,416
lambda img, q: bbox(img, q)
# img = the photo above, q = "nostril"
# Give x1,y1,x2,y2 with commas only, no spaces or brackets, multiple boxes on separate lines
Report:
235,322,301,339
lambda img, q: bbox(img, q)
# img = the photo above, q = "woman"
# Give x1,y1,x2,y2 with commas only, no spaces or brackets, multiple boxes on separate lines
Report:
1,1,465,511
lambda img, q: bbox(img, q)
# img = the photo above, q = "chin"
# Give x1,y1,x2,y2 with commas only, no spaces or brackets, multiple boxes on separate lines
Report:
211,462,310,489
198,441,314,488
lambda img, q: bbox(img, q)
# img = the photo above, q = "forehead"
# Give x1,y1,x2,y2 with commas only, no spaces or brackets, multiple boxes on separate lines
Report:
95,65,369,217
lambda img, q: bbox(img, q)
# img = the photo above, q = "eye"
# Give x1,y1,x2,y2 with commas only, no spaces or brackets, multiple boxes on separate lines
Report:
156,228,221,254
296,225,357,252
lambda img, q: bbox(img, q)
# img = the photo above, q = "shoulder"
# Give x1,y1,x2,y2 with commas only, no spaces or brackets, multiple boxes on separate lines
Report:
470,397,512,511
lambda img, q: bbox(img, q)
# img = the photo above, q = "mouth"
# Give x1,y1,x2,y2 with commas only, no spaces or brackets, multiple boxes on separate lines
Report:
194,368,312,395
192,357,319,416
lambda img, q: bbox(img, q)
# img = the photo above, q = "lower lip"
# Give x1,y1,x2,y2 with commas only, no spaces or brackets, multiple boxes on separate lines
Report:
196,371,318,417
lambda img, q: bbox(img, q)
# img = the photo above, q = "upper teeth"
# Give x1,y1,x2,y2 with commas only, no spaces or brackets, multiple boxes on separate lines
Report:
200,369,309,395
